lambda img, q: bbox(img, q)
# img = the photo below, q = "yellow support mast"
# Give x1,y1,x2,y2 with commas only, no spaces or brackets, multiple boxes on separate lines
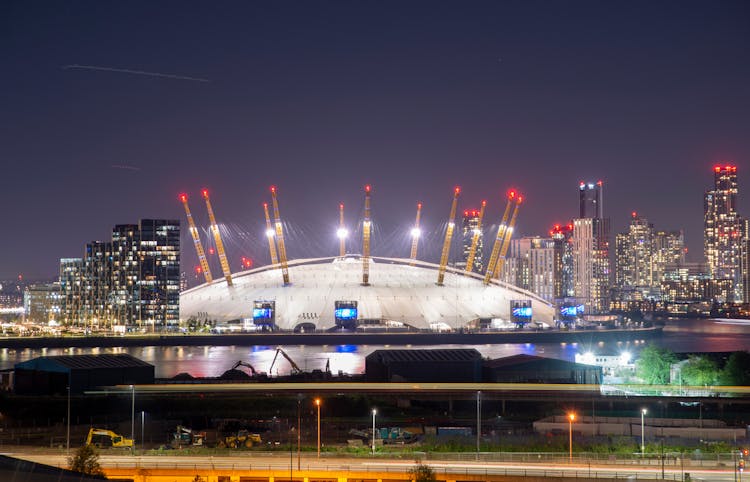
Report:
436,187,461,286
409,202,423,263
362,185,372,285
464,199,487,274
493,194,523,279
338,203,347,257
201,189,233,286
270,186,290,285
179,193,213,284
483,191,515,285
263,202,279,265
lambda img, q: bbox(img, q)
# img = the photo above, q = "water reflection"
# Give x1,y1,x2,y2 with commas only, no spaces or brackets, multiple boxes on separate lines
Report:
0,319,748,378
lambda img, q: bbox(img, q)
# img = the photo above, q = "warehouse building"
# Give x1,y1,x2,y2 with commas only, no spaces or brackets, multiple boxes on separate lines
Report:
14,354,154,395
483,354,602,384
365,349,483,382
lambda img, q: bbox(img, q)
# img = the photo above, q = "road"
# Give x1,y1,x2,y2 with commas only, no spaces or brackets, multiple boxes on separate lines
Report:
8,452,740,481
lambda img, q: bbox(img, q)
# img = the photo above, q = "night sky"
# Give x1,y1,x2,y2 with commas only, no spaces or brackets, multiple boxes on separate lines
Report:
2,1,750,280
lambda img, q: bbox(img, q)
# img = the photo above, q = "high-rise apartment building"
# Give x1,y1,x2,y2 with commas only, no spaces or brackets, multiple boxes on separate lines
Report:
653,230,685,284
501,236,555,302
573,181,611,314
457,209,484,273
23,283,61,323
551,223,575,300
615,213,654,289
704,164,745,302
59,219,180,330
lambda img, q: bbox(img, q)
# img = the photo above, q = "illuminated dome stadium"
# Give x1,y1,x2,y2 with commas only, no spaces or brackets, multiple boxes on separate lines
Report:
180,256,555,332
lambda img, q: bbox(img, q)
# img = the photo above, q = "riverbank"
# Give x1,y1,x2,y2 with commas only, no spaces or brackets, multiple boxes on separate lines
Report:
0,326,662,349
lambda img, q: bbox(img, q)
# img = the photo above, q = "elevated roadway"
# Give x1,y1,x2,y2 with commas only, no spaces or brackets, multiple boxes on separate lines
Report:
10,452,735,481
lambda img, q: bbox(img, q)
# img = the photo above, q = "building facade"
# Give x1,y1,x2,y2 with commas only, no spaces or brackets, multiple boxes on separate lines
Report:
457,209,484,273
573,181,611,314
59,219,180,330
704,165,745,302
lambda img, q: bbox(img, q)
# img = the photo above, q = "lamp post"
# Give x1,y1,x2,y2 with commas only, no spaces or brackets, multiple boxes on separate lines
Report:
371,409,377,455
130,385,135,455
66,385,70,454
314,398,321,458
568,413,575,462
141,411,145,455
641,408,647,455
476,391,481,456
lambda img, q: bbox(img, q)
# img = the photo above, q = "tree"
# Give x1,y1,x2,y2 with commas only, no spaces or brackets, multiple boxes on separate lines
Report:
68,444,104,476
635,345,677,384
720,351,750,385
681,355,718,386
409,460,436,482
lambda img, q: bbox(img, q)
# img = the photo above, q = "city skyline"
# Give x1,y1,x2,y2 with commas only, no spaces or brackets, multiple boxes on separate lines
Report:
2,1,750,279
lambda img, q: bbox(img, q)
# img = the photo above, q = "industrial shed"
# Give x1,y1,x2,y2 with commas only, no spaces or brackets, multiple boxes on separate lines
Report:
14,354,154,395
483,354,601,384
365,349,483,382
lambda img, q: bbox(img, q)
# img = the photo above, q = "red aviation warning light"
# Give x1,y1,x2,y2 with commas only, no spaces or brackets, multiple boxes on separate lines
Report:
195,266,202,274
270,185,277,194
209,247,215,255
508,190,516,199
454,186,461,195
201,189,209,199
632,211,637,218
365,184,371,193
179,193,188,203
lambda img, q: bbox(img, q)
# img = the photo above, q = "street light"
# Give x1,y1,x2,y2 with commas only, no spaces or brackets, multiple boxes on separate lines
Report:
641,408,648,455
130,385,135,455
371,409,377,455
568,413,576,462
66,385,70,455
314,398,321,458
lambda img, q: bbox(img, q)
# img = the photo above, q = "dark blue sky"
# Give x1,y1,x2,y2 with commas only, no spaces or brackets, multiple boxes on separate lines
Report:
2,1,749,279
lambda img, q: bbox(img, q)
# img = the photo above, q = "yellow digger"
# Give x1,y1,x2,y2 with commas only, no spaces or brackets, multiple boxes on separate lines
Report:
85,428,134,448
218,430,262,449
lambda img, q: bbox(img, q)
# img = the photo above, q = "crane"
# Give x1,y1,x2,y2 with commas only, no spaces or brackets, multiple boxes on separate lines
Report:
263,203,279,265
464,200,487,274
492,194,523,279
179,193,213,284
202,189,233,286
436,187,460,286
270,186,291,285
338,203,347,257
269,347,303,375
409,202,422,264
362,185,372,285
483,191,515,285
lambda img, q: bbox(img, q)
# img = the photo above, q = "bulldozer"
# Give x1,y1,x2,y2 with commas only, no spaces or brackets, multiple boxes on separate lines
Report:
85,428,134,449
171,425,206,448
218,430,262,449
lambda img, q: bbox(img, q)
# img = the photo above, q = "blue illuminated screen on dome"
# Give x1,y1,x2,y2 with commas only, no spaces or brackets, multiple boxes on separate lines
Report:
334,308,357,320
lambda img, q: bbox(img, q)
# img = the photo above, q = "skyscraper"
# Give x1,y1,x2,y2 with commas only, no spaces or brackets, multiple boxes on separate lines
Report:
551,223,575,300
457,209,484,273
573,181,611,313
704,164,745,302
615,212,654,289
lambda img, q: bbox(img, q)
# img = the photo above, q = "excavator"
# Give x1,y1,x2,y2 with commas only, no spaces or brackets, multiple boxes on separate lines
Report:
269,347,303,376
231,360,260,376
171,425,206,448
85,428,134,448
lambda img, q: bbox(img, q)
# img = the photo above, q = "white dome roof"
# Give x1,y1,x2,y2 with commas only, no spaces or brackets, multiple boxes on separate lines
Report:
180,256,555,331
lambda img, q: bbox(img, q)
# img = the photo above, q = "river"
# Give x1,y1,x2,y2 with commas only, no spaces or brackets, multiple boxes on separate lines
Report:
0,318,748,378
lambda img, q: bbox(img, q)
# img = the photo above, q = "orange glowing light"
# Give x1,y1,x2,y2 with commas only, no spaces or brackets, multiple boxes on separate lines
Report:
568,413,576,422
